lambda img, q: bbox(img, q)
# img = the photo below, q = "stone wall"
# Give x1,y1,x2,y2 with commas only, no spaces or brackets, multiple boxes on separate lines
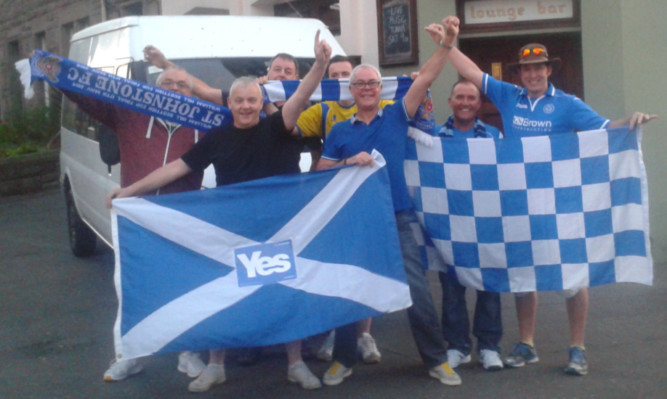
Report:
0,1,103,117
0,151,59,196
0,0,161,119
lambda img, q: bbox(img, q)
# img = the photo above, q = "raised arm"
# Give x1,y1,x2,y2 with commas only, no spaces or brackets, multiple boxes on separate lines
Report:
608,112,659,129
105,159,192,208
281,30,332,130
441,16,484,89
143,45,224,105
143,45,174,70
402,21,455,118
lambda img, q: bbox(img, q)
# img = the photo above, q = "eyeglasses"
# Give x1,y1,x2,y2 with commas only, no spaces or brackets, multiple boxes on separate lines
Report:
350,80,381,89
159,80,190,90
521,47,547,58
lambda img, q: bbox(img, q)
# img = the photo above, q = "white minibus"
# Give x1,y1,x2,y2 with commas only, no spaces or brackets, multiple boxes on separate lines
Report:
60,15,344,256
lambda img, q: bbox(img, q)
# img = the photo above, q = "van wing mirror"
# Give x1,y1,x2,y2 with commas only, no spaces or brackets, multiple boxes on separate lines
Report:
98,124,120,172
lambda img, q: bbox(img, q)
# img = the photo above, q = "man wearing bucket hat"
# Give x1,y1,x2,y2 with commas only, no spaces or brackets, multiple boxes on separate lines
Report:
439,15,657,377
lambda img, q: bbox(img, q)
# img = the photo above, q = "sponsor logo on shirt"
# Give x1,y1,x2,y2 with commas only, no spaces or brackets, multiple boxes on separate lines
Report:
512,116,553,132
235,240,297,286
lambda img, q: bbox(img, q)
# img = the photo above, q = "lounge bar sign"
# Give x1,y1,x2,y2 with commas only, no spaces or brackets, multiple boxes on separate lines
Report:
464,0,574,24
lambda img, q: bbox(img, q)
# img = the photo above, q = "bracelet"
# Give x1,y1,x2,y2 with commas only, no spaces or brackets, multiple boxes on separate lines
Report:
439,40,453,50
343,158,347,165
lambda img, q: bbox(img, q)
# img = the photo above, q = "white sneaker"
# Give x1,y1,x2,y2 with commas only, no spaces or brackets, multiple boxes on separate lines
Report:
323,361,352,386
288,360,322,390
446,349,471,369
188,363,226,392
103,358,143,381
357,332,382,364
178,351,206,378
317,330,335,362
479,349,504,371
429,362,462,386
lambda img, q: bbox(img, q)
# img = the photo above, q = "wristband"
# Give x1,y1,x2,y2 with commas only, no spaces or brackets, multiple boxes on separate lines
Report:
439,40,453,50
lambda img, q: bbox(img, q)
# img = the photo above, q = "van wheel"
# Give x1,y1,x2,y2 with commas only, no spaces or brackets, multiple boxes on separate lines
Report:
65,188,97,257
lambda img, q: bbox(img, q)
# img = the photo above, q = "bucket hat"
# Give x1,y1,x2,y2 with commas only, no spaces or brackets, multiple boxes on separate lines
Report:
507,43,561,73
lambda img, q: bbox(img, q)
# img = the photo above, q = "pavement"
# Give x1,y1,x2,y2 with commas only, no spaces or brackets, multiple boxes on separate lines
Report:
1,188,666,398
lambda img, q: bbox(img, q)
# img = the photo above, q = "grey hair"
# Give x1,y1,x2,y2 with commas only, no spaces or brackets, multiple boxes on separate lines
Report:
229,76,262,97
350,64,382,84
155,65,194,90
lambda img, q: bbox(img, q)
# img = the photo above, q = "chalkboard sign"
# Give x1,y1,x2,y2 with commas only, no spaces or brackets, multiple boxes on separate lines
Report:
377,0,418,66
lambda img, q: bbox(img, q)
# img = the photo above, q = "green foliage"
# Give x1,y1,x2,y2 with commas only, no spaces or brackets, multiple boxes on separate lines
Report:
2,142,44,157
0,104,60,158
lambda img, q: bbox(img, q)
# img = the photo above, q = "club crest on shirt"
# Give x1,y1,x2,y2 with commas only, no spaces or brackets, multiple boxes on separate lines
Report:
543,104,555,114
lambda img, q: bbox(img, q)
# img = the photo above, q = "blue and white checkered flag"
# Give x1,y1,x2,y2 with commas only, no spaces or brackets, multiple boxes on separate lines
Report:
405,126,653,292
111,152,410,360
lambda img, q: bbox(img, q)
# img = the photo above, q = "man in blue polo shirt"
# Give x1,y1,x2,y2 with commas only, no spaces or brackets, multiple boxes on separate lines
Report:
441,15,657,377
435,79,505,372
316,20,462,388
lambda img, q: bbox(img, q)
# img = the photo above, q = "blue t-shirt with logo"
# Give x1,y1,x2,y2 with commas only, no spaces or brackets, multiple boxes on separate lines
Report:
322,100,413,212
481,73,609,137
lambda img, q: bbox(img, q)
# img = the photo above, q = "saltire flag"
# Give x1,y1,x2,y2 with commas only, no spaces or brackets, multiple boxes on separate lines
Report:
262,76,412,103
404,126,653,293
110,152,410,360
15,50,412,131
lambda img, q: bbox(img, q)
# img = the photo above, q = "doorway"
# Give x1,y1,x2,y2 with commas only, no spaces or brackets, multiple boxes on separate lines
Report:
459,32,583,133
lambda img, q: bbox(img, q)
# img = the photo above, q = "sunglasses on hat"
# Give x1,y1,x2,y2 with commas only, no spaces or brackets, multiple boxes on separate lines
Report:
521,47,547,58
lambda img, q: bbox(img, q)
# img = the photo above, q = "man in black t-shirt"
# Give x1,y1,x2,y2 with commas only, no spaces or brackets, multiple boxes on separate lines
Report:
182,76,297,187
106,32,332,393
145,47,309,177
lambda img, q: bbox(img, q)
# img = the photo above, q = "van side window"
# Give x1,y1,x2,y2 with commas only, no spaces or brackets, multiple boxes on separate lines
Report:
116,64,130,79
61,66,114,142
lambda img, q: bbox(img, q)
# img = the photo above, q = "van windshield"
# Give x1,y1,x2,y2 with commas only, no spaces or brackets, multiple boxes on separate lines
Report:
142,57,315,98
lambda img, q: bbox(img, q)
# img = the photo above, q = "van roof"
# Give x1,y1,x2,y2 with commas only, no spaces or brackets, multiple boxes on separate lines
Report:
71,16,345,60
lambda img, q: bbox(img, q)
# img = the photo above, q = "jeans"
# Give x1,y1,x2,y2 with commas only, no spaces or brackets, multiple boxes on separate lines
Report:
439,271,502,354
333,209,448,369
